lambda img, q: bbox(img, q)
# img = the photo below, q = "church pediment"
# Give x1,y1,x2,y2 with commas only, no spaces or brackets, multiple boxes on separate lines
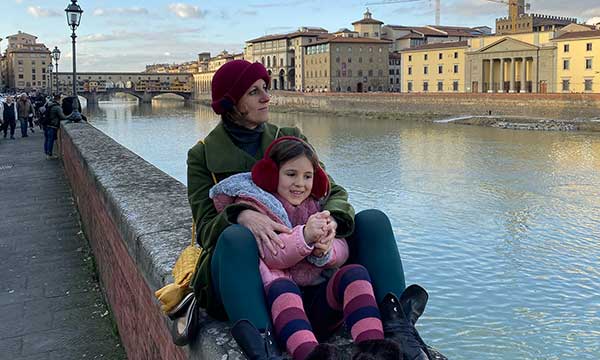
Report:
475,37,539,53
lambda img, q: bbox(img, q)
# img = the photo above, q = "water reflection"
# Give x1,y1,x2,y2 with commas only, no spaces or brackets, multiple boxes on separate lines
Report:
90,100,600,360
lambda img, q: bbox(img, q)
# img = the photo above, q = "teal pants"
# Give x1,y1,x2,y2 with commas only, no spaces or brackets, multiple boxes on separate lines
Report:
210,209,406,330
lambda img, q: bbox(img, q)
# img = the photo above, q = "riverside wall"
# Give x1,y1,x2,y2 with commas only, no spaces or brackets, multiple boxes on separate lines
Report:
260,92,600,120
58,122,248,360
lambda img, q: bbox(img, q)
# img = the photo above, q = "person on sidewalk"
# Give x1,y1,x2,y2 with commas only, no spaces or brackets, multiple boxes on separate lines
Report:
44,94,71,159
2,96,18,140
17,93,34,138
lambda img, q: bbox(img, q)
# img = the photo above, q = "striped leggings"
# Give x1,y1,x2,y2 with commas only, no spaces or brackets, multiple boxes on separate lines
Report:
266,264,383,360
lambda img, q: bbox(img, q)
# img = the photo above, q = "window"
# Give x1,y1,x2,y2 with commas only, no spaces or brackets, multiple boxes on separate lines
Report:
453,81,459,91
454,52,458,59
369,57,373,63
584,79,593,91
437,81,443,91
564,44,569,52
408,55,412,62
390,78,394,84
424,66,428,75
453,64,459,73
586,43,592,51
280,59,283,67
407,81,413,92
424,54,428,60
369,47,373,52
396,78,400,84
585,59,592,69
32,75,36,80
438,53,443,60
348,58,352,63
18,74,23,79
563,59,570,70
336,57,340,63
438,65,443,74
368,70,373,77
359,57,363,63
408,66,412,75
358,70,363,77
364,32,369,37
423,81,429,92
336,70,341,76
562,79,570,91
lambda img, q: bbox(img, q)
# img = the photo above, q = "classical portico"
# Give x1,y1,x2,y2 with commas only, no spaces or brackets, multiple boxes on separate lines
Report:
466,37,556,94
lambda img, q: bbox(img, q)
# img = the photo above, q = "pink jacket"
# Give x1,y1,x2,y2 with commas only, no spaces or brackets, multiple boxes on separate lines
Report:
213,192,349,287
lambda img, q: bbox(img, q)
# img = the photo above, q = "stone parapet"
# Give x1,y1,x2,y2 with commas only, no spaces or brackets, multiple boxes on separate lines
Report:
59,122,242,359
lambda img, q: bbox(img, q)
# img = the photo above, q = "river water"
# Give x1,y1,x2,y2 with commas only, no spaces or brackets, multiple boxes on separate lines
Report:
88,100,600,360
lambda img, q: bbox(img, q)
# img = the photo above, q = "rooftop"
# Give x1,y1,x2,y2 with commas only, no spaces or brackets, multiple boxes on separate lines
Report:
402,40,469,52
552,30,600,40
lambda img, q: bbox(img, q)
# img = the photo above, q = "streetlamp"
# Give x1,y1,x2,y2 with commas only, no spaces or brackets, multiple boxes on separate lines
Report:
52,46,61,94
47,64,53,95
65,0,83,97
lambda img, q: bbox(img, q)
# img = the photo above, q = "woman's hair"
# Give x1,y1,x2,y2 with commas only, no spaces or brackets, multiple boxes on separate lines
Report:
268,139,320,171
221,106,247,126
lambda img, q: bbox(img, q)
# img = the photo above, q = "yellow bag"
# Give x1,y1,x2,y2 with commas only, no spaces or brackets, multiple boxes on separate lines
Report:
155,223,202,314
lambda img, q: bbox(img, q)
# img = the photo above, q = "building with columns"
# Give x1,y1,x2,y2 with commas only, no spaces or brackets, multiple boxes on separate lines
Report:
466,37,556,93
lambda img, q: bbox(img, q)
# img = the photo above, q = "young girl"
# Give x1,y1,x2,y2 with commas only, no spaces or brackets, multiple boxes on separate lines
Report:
209,136,400,360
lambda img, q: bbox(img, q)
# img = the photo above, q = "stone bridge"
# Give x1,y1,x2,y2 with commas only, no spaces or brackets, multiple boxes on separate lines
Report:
54,72,194,104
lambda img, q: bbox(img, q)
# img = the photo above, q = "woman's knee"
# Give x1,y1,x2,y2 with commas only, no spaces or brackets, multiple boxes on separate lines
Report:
215,224,259,258
355,209,390,227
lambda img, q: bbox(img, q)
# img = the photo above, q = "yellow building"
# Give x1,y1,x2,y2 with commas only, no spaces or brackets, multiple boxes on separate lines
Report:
4,31,51,92
552,30,600,93
401,41,468,93
192,51,243,98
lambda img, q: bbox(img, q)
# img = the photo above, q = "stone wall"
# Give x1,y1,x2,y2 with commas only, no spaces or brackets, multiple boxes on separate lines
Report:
59,122,241,360
265,92,600,120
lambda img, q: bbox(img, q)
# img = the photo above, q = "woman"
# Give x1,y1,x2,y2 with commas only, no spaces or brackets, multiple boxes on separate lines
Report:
187,60,431,359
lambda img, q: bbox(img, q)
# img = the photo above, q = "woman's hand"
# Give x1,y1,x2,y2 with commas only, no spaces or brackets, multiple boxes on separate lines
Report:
237,209,291,258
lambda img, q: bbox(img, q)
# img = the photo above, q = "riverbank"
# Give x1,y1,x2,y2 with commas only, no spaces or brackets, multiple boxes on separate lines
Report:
196,92,600,132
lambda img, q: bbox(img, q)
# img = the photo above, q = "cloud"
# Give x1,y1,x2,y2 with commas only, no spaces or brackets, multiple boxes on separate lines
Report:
27,6,61,17
93,7,149,16
15,0,23,3
238,10,258,16
582,8,600,18
586,16,600,25
168,3,206,18
252,0,313,8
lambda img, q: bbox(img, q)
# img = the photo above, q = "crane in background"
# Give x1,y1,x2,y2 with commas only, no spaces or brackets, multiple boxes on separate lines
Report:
365,0,441,26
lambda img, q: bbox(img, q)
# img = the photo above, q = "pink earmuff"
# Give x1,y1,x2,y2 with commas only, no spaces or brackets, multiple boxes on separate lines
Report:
251,136,330,199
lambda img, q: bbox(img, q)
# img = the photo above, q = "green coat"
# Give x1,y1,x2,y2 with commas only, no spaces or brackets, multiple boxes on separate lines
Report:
187,121,355,319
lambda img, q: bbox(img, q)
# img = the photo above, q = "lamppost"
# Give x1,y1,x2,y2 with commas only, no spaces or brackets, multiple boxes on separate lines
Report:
52,46,61,94
65,0,83,97
47,64,53,95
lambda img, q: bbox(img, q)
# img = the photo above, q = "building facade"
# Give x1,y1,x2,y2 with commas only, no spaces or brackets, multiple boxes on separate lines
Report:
244,27,329,91
401,41,468,93
389,52,401,91
303,37,390,92
4,31,51,92
553,30,600,93
192,51,243,98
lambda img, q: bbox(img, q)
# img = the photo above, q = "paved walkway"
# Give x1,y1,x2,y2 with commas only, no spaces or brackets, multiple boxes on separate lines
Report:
0,129,126,360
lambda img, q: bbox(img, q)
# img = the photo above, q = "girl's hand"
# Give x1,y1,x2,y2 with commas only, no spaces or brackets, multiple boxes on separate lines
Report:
237,210,291,258
304,213,328,245
312,213,337,257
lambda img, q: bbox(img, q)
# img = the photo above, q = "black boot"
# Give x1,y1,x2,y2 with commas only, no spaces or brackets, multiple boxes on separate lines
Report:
351,338,402,360
230,319,283,360
379,285,432,360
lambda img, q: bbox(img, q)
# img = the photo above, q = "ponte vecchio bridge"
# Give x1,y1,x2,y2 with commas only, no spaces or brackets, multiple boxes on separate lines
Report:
54,72,194,104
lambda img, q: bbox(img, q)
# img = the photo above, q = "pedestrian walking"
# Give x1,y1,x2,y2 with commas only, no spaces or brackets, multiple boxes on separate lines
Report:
17,93,34,137
2,96,18,140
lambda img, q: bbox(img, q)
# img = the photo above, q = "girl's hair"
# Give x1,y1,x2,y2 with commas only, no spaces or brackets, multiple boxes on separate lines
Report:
268,139,320,171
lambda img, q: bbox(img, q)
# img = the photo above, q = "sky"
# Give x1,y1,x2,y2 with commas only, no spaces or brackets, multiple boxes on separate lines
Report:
1,0,599,72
